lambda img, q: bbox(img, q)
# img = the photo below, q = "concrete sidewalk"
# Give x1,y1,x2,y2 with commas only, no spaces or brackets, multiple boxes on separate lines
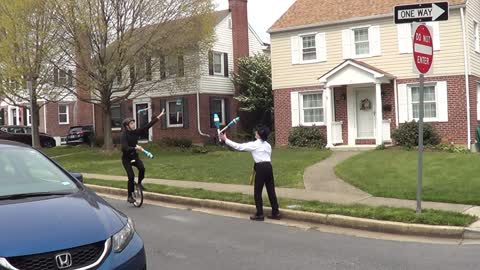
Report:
83,172,476,214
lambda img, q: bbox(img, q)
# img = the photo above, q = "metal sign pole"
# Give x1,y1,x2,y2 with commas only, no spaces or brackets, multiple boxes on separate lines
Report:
417,73,424,214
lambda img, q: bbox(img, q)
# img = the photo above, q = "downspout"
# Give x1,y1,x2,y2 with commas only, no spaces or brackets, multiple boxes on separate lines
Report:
43,103,47,134
197,88,210,138
394,78,399,127
461,7,472,149
92,103,96,133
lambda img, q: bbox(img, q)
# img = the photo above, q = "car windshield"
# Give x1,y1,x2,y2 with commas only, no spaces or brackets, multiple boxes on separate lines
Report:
0,146,79,197
69,127,83,134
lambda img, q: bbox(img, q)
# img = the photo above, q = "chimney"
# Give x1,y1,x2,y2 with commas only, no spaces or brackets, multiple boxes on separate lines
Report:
229,0,249,73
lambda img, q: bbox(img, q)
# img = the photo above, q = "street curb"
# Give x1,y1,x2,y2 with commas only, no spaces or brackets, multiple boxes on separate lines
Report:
86,184,474,239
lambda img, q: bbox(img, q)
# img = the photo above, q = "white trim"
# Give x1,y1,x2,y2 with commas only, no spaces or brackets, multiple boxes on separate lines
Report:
26,109,31,126
166,100,184,128
58,104,69,125
110,104,122,130
477,83,480,121
43,103,47,133
406,82,446,123
319,60,393,84
474,20,480,53
300,33,318,64
133,100,152,141
212,51,225,76
351,26,371,58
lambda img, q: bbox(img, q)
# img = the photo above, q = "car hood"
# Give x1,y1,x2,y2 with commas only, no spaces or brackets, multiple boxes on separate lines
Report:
0,189,126,257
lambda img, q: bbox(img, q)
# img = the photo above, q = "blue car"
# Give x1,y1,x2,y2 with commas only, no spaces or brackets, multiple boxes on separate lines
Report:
0,140,146,270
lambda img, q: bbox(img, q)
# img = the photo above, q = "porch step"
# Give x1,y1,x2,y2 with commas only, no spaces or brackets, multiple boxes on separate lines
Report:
330,145,377,152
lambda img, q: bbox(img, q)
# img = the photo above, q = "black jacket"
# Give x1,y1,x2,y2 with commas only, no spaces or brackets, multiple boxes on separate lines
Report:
121,118,158,160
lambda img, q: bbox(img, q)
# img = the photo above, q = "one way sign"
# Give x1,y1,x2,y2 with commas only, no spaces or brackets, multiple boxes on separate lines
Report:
394,2,449,24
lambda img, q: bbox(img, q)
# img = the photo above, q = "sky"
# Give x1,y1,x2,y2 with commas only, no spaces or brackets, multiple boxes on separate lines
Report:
213,0,296,43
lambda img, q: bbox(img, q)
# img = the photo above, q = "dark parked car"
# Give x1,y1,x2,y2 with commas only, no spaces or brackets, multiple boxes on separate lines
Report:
0,140,147,269
0,126,56,148
66,125,94,146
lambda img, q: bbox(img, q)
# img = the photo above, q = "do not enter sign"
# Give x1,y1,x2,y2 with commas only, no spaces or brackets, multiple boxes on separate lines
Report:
413,24,433,74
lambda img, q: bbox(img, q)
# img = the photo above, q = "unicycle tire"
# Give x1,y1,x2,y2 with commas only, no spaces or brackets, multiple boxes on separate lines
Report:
132,183,144,207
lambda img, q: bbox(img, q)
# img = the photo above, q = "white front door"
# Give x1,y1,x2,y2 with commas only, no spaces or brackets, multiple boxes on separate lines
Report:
355,88,376,138
133,101,152,142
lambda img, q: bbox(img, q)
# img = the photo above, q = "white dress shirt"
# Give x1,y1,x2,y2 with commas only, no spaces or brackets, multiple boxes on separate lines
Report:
225,139,272,163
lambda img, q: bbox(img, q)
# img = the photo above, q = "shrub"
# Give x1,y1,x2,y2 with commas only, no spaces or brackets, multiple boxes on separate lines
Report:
191,146,209,154
375,144,386,150
429,144,470,153
391,121,441,148
160,137,193,148
267,131,275,146
288,127,326,148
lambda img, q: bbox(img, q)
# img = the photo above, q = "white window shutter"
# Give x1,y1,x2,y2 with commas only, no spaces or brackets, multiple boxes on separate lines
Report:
397,84,409,123
397,24,413,53
291,92,300,127
315,33,326,62
436,81,448,122
342,29,352,59
291,36,300,64
369,25,381,56
427,22,440,50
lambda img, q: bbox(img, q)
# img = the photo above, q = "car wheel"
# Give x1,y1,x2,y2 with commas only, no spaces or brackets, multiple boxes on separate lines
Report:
43,140,54,148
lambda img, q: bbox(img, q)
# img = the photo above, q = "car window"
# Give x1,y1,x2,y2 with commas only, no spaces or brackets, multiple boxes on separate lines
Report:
69,127,83,133
0,147,79,196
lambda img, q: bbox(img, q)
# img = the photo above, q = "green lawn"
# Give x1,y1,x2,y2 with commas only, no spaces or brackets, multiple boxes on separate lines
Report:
49,144,331,188
41,145,91,157
86,178,476,226
336,149,480,205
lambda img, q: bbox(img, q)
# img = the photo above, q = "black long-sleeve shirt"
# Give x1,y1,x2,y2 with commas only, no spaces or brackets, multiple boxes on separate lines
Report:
121,118,158,160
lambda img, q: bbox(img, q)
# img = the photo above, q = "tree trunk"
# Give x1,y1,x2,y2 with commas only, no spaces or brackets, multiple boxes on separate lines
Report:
103,107,113,151
30,96,41,148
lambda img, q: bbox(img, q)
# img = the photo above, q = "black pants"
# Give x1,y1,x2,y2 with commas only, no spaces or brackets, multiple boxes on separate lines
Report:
122,158,145,197
254,162,279,216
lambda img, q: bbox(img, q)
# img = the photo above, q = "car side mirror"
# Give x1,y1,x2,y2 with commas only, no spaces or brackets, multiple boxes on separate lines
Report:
70,172,84,183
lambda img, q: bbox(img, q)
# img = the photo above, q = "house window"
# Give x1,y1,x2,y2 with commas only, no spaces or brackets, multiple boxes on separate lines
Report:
411,86,437,119
211,98,226,125
166,100,183,127
166,56,178,77
9,107,18,125
26,109,31,126
475,21,480,53
477,83,480,120
58,104,69,125
354,27,370,56
59,70,67,86
145,57,152,81
301,92,324,125
302,35,317,61
213,52,224,76
111,105,122,129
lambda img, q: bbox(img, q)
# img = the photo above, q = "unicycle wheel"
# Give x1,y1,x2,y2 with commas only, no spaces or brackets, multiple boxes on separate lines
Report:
132,183,144,207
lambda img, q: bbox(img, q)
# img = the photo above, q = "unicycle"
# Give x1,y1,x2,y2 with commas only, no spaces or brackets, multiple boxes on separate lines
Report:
132,181,143,208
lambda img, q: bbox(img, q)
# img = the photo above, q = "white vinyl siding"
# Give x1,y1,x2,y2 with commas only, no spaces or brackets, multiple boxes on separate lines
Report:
398,81,448,123
291,33,326,64
342,25,381,59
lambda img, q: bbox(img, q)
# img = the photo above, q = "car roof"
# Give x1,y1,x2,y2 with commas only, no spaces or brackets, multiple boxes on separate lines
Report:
0,139,32,149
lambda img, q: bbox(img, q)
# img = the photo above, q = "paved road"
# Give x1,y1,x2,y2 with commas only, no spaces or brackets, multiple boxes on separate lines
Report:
107,199,480,270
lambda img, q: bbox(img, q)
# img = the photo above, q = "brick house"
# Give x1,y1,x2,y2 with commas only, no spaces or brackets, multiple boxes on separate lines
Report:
269,0,480,149
93,0,265,144
1,0,266,145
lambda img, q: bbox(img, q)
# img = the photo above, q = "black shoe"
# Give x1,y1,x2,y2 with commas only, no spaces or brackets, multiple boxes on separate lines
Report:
127,197,136,204
267,213,282,220
250,214,265,221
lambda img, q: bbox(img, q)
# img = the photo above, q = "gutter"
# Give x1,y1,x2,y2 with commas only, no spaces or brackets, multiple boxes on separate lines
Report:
268,4,467,34
197,88,210,138
461,7,472,149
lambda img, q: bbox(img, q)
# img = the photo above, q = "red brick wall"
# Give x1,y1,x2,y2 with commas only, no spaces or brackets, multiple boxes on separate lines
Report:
333,86,348,145
229,0,249,73
382,82,396,132
397,75,468,145
44,102,76,137
274,86,327,146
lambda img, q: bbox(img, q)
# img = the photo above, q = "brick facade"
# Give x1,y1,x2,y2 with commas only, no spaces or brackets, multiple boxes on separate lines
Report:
397,75,470,145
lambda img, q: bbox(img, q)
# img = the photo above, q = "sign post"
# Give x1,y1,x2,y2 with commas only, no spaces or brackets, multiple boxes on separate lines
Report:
395,2,448,214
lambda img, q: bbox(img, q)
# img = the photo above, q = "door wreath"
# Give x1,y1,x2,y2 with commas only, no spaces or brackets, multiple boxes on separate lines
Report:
360,98,372,111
